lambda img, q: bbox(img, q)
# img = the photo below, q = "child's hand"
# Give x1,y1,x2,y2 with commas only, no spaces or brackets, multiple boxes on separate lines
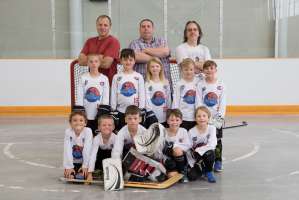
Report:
64,168,75,179
82,168,89,178
86,172,93,182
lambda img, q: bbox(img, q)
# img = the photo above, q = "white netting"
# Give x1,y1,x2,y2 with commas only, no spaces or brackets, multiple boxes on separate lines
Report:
71,62,180,105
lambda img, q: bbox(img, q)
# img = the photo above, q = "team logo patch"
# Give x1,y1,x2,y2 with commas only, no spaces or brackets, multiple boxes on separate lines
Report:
120,82,136,97
151,91,166,106
85,87,101,102
117,76,122,82
202,87,206,92
192,137,197,142
204,92,218,107
179,138,183,143
148,86,153,92
100,81,104,86
134,77,139,80
217,85,222,90
183,89,196,104
72,145,83,161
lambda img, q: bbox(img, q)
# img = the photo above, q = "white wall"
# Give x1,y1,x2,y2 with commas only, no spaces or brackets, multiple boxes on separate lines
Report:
0,59,298,106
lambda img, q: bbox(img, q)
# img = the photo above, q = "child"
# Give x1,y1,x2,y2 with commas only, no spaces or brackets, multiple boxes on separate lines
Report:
111,105,146,159
187,106,217,183
196,60,226,172
87,115,117,181
172,58,199,131
111,48,145,130
63,111,93,180
76,54,110,135
145,57,171,125
162,109,191,182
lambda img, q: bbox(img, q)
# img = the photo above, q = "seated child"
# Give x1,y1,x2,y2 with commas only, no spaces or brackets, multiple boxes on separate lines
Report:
187,106,217,183
63,111,93,180
76,54,110,135
162,109,191,182
111,105,146,159
87,115,116,180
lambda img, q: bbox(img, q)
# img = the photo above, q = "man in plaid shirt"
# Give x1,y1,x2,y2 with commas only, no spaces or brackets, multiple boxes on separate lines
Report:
129,19,172,87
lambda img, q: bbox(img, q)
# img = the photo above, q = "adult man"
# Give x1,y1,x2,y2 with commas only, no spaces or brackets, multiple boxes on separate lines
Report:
79,15,120,85
129,19,171,85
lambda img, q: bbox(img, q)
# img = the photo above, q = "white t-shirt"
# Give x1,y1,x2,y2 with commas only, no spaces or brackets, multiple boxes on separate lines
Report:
145,80,172,123
111,124,146,158
187,125,217,167
77,73,110,120
175,43,211,64
110,71,145,113
196,79,226,118
172,78,199,121
63,127,93,169
88,132,117,172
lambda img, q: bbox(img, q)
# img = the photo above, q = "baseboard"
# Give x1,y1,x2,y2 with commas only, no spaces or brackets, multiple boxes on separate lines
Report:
227,105,299,115
0,106,71,116
0,105,299,116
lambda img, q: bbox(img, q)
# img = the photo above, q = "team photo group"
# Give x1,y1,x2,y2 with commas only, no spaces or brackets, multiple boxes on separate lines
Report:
63,15,226,187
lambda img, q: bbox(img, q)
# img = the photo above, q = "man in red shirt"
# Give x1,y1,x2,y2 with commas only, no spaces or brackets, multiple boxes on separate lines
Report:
79,15,120,85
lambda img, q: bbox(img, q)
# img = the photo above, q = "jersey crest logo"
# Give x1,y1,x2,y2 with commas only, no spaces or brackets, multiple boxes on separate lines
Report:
100,81,104,86
85,87,101,102
120,81,136,97
192,137,197,142
134,77,139,81
117,76,122,82
148,85,153,92
217,85,222,90
204,92,218,107
151,91,166,106
183,89,196,104
202,87,206,92
178,138,183,143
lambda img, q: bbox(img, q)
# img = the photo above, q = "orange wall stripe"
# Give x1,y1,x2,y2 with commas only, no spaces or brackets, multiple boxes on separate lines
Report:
0,105,299,116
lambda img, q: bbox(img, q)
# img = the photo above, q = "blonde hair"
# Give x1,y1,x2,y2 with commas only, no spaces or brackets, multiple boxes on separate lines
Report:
146,57,166,83
179,58,195,70
194,106,211,119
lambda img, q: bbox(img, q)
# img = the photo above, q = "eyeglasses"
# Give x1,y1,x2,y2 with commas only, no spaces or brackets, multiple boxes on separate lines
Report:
187,28,198,32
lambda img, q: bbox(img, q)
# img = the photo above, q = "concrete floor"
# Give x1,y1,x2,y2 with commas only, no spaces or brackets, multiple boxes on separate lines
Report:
0,115,299,200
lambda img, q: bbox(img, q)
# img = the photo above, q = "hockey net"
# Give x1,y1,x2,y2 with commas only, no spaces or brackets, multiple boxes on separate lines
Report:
70,60,180,106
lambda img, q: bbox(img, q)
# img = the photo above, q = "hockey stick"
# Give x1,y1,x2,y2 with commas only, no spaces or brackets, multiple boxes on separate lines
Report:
223,121,248,129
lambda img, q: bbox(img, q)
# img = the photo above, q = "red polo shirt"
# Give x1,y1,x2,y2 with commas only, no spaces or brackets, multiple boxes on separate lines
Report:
81,35,120,85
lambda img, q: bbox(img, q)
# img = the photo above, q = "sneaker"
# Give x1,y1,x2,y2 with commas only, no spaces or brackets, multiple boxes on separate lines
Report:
180,174,189,183
206,172,216,183
214,161,223,172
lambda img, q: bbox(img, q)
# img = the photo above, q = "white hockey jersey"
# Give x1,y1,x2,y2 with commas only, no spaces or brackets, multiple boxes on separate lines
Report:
110,72,145,113
164,127,191,153
187,125,217,167
77,73,110,120
88,132,117,172
63,127,93,169
145,80,171,123
111,124,146,158
196,79,226,118
172,78,199,121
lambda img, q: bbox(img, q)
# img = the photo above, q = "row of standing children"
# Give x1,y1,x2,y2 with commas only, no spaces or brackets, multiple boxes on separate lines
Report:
65,47,226,182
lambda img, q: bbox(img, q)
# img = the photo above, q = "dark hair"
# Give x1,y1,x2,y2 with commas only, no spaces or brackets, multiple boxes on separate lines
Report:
120,48,135,59
203,60,217,70
69,111,87,123
125,105,141,116
96,15,112,25
97,114,114,125
183,20,202,45
166,109,183,120
139,18,154,27
194,106,211,119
